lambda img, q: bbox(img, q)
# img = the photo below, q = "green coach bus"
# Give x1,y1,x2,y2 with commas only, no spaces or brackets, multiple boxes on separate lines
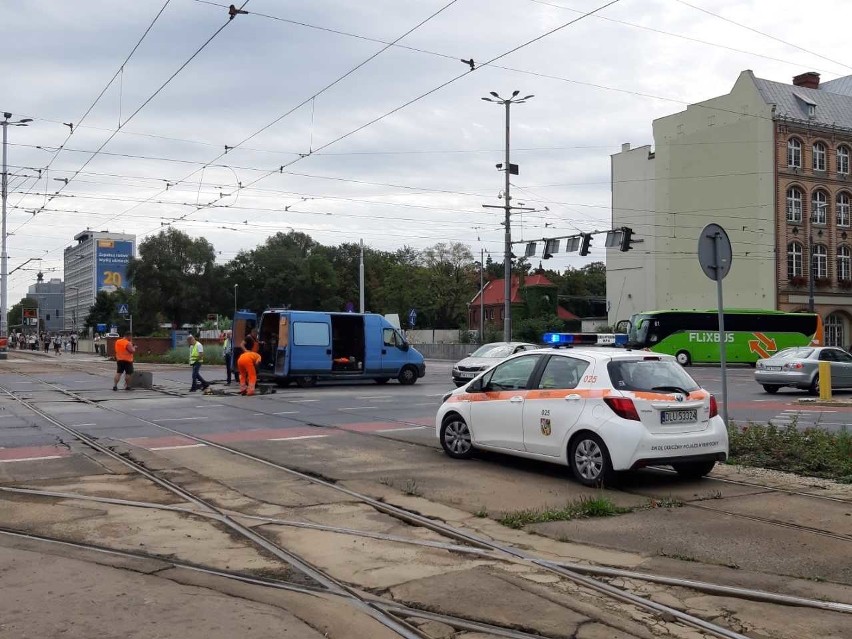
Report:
619,309,823,366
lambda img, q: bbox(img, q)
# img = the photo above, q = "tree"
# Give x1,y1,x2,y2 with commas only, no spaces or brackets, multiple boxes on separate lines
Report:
127,228,217,328
418,242,476,328
8,296,39,332
552,261,607,318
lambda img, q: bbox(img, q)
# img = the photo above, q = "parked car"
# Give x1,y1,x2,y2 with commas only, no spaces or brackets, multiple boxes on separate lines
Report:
437,348,727,486
451,342,538,386
755,346,852,394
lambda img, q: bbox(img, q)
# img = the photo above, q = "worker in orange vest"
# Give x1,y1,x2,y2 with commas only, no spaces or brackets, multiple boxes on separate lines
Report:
113,331,136,391
237,349,262,396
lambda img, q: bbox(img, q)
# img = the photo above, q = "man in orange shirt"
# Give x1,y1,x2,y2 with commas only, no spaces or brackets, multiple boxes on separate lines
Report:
113,331,136,391
237,349,261,396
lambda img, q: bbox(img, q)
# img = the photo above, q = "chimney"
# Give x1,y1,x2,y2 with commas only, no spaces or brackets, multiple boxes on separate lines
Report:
621,142,631,152
793,72,820,89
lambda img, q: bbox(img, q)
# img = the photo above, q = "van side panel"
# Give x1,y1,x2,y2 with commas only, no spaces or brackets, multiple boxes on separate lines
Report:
288,312,332,374
363,315,384,374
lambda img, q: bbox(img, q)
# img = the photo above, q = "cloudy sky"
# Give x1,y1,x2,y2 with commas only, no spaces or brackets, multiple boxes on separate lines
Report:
2,0,851,303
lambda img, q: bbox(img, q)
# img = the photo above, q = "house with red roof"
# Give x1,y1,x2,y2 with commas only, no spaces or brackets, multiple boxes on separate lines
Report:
468,274,578,331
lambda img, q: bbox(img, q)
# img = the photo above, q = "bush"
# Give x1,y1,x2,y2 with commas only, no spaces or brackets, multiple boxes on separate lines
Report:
727,422,852,483
512,314,565,344
136,344,224,365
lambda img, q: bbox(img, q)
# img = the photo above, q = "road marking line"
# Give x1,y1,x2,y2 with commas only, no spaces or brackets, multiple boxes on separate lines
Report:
268,435,328,441
290,399,319,403
196,404,224,408
149,443,208,451
69,423,97,427
273,411,300,415
357,395,393,399
342,406,378,410
413,402,436,406
153,417,205,422
0,455,64,464
376,426,428,433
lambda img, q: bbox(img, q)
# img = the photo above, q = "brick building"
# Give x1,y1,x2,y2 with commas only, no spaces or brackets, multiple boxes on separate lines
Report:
608,70,852,347
468,274,578,332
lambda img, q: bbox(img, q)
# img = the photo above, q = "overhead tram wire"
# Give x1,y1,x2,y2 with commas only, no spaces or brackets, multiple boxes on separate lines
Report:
6,0,173,213
161,0,625,232
11,0,250,236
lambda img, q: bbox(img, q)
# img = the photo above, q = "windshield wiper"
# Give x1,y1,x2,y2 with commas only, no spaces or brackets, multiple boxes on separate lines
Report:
651,385,691,395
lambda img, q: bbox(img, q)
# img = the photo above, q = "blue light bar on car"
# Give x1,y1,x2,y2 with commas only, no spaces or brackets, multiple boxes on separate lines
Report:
542,332,628,347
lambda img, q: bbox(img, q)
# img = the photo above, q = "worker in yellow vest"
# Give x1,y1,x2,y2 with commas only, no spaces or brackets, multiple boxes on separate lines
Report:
186,335,210,392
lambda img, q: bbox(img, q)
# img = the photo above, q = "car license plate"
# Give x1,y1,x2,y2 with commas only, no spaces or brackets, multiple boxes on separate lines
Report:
459,371,475,378
765,366,781,371
660,409,697,424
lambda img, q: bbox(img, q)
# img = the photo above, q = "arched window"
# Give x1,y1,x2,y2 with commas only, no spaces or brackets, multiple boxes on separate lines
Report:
838,246,851,281
786,187,803,222
787,138,802,168
838,193,851,227
813,243,828,279
813,142,827,171
838,146,850,175
787,242,803,278
825,313,844,347
812,190,828,224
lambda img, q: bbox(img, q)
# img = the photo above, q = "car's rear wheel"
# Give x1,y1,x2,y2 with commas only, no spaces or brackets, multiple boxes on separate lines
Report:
672,460,716,479
294,376,317,388
440,414,473,459
569,433,616,487
675,350,691,366
762,384,780,394
398,365,418,385
809,374,820,396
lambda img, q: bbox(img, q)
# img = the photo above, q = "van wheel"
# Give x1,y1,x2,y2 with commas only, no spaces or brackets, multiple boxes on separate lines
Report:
675,350,691,366
672,460,716,479
569,433,616,487
295,376,317,388
374,377,390,384
398,365,418,385
440,414,473,459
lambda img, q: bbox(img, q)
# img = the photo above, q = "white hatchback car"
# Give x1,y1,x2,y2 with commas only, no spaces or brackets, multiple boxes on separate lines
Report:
436,347,728,486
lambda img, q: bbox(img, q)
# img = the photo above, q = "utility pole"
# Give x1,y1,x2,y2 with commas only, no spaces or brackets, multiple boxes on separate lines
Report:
359,238,365,314
481,92,534,341
479,248,484,342
1,113,32,353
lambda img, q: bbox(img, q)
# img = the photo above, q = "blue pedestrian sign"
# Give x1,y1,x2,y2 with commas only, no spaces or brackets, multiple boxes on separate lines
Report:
408,308,417,327
116,303,130,316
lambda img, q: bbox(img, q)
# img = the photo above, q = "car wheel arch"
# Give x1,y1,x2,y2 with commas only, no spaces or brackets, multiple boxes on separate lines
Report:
566,428,605,462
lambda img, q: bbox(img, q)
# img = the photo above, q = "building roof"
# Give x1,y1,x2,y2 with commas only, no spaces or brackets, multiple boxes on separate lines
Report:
557,306,579,321
471,274,556,305
752,74,852,129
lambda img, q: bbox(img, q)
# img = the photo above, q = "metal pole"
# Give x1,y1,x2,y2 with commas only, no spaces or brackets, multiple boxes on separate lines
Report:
1,118,8,342
359,238,365,314
502,100,512,342
480,248,484,342
714,233,729,425
233,284,238,317
808,229,815,313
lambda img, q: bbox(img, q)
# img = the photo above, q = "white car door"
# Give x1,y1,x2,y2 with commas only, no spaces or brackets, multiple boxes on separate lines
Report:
522,355,591,456
468,354,543,451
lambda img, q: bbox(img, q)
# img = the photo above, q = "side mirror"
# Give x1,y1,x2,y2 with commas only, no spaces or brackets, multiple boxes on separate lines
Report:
467,378,484,392
400,342,409,351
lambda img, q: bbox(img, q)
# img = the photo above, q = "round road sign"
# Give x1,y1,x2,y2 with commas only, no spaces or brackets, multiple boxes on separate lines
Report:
697,223,732,282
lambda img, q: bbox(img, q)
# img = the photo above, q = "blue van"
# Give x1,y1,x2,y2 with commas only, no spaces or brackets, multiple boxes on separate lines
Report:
231,309,426,387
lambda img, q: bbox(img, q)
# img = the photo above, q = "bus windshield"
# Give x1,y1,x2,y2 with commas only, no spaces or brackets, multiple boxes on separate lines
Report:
627,314,650,346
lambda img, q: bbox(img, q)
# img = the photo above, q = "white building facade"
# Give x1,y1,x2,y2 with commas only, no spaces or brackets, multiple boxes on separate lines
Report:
63,230,135,331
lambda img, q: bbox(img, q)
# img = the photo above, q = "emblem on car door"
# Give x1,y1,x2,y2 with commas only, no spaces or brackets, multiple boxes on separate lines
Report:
540,417,552,436
675,394,684,402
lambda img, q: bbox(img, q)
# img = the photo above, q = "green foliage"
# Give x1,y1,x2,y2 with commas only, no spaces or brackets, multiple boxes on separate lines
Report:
8,296,39,331
84,289,144,333
136,344,224,365
546,261,606,318
512,314,565,344
727,422,852,483
498,496,630,529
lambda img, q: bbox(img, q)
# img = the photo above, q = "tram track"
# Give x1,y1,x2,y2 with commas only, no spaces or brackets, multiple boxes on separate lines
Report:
0,375,843,639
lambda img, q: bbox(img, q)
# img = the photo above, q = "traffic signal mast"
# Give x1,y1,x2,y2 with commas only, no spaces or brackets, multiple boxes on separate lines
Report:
517,227,638,258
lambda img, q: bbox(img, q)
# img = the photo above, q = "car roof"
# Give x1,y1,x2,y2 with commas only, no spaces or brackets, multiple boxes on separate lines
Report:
522,347,676,362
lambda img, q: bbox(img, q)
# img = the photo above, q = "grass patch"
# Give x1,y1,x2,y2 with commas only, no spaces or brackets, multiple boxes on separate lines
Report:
643,496,683,509
498,496,631,529
727,422,852,483
135,345,224,365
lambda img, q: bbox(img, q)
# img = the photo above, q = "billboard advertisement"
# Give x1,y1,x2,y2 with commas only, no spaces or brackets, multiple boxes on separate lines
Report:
95,239,133,293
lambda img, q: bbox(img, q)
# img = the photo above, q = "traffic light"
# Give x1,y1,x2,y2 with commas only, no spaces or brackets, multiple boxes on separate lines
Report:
619,227,635,252
579,233,592,256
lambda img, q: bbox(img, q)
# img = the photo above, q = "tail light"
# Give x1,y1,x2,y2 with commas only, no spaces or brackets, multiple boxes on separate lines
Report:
709,395,718,418
604,397,640,421
783,362,804,370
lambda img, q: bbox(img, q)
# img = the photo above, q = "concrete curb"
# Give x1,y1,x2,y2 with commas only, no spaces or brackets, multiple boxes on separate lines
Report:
797,397,852,406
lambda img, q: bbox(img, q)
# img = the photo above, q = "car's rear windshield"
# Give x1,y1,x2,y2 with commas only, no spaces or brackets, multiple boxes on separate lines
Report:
773,347,813,359
607,359,700,393
470,344,514,358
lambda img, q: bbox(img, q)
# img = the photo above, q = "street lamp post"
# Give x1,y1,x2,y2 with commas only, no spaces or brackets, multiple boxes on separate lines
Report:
481,92,533,341
68,286,79,333
1,113,32,351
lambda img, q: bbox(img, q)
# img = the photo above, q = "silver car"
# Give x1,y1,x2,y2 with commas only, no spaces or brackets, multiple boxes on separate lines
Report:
451,341,538,386
754,346,852,394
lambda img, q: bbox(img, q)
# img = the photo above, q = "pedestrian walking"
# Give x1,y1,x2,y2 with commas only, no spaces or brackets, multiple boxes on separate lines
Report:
113,332,136,391
237,349,261,396
70,334,77,353
187,335,209,392
53,334,61,355
222,330,236,385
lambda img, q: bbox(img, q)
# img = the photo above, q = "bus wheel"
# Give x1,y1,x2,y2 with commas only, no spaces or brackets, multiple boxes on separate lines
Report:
675,350,692,366
295,376,317,388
